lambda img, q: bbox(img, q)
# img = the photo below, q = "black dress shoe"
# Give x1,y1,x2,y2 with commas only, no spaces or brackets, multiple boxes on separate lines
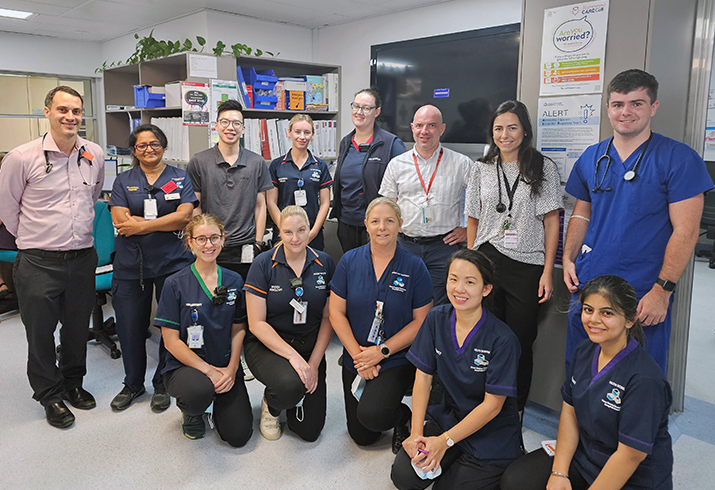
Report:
45,401,75,428
63,387,96,410
111,385,145,411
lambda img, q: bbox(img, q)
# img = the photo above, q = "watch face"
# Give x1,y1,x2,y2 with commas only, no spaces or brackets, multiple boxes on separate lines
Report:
381,346,390,356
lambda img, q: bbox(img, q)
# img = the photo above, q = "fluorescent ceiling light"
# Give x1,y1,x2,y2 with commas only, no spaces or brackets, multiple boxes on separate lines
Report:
0,8,35,20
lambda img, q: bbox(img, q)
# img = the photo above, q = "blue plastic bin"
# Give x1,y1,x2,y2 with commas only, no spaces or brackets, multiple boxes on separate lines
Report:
133,85,166,108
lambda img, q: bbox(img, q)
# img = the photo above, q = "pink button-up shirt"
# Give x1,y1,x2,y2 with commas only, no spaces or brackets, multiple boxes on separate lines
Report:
0,133,104,251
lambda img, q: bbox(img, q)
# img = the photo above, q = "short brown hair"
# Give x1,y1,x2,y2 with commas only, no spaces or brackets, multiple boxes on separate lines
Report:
45,86,83,108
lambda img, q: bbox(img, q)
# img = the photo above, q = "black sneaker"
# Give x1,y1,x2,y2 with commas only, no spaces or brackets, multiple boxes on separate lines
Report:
110,385,145,411
392,407,412,454
182,413,206,440
150,388,171,412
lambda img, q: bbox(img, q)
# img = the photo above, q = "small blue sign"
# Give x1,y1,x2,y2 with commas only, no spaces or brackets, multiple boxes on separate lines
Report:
434,88,450,98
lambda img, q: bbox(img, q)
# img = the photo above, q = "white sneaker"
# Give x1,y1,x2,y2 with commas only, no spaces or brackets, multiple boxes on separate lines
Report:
260,398,281,440
241,356,254,381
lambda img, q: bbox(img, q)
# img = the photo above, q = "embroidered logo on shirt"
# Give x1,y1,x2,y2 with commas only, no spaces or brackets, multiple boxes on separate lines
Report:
471,348,490,372
389,275,407,292
311,170,321,181
602,386,623,412
474,354,489,367
316,276,325,286
227,290,237,305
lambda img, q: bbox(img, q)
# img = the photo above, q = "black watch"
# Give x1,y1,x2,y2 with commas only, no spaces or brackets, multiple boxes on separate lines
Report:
379,344,391,359
255,240,267,252
655,278,676,292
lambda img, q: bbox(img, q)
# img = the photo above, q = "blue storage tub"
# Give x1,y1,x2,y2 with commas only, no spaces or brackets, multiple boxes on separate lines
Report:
240,67,277,89
133,85,166,108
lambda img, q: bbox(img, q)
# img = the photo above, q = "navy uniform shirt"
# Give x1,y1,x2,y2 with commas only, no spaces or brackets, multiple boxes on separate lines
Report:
155,264,246,374
407,305,522,466
268,150,332,226
244,244,335,338
110,165,197,280
330,242,433,373
563,339,673,489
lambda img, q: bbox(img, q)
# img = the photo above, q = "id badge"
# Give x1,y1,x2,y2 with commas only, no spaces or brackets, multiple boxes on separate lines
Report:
351,375,366,401
504,229,518,249
291,299,307,324
187,325,204,349
367,300,384,344
164,192,180,201
422,206,434,224
144,198,158,220
241,243,254,263
294,189,308,207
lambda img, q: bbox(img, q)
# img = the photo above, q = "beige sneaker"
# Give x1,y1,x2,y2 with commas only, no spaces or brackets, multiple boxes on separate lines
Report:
260,397,281,440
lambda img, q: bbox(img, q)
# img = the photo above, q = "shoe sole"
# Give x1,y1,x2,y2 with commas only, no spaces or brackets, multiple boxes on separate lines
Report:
259,426,281,440
183,431,205,440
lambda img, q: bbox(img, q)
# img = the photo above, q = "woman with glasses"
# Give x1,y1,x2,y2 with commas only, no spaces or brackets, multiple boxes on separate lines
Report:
267,114,333,250
109,123,197,413
243,206,335,442
331,88,407,252
155,214,253,445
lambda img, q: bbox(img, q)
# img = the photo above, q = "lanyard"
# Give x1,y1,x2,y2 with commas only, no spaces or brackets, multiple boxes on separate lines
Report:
496,159,520,216
371,254,396,317
413,148,443,202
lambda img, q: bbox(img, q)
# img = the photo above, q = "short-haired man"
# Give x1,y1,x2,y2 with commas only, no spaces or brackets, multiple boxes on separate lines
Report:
0,86,105,428
563,69,714,372
188,99,273,280
379,105,473,305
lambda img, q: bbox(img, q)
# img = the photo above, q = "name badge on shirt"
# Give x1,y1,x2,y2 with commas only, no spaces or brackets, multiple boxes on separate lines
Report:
291,299,308,324
422,201,434,224
241,244,254,263
144,199,158,220
164,192,180,201
504,229,518,249
367,300,384,344
294,189,308,207
187,325,204,349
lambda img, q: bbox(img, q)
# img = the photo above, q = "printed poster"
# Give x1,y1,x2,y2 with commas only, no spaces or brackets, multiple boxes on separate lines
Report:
540,1,609,96
182,82,210,126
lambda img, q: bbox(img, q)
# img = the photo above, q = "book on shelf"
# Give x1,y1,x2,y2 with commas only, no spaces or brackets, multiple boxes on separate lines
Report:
150,117,190,162
243,117,337,160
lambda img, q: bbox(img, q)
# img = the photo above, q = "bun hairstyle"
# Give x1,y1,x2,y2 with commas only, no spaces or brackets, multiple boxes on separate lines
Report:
365,196,402,222
183,214,225,251
288,113,314,133
446,248,496,312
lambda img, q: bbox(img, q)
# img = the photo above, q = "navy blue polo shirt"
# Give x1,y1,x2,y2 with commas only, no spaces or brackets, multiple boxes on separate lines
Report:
110,165,197,280
563,339,673,489
268,150,332,225
155,264,247,374
330,242,433,373
244,244,335,337
339,142,369,226
407,305,522,465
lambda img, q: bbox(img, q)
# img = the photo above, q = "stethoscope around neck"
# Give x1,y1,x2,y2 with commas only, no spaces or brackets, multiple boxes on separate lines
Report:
42,132,99,186
593,131,653,192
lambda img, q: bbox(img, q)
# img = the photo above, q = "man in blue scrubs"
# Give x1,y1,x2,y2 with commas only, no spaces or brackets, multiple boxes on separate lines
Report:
563,69,714,372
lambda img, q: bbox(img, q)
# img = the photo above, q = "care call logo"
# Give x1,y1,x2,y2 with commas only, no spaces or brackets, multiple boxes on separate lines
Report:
553,16,595,53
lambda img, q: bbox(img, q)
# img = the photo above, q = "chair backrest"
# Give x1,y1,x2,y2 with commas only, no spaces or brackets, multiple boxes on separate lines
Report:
92,201,115,267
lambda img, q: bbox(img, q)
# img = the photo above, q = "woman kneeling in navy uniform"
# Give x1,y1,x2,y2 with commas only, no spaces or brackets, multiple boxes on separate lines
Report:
155,214,252,445
500,275,673,490
391,249,522,490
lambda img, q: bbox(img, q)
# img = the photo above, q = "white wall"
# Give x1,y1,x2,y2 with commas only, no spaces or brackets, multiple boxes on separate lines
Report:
313,0,522,131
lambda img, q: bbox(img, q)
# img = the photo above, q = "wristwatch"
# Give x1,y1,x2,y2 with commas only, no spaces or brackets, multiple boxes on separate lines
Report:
443,432,455,447
656,278,676,292
379,344,391,358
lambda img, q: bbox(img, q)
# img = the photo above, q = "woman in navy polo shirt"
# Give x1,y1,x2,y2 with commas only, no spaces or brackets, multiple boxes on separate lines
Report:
391,249,522,490
155,214,252,445
244,205,335,442
266,114,333,250
110,124,197,413
330,197,433,454
500,275,673,490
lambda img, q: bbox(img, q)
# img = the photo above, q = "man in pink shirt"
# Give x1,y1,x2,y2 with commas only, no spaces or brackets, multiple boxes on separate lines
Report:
0,86,104,428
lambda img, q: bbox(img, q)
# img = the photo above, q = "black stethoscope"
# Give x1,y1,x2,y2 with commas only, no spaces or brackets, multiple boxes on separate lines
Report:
42,133,99,186
593,132,653,192
495,157,522,214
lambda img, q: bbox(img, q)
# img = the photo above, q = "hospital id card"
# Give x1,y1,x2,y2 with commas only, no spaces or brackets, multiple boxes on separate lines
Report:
144,198,158,220
187,325,204,349
291,299,307,324
241,244,254,263
504,229,518,249
294,189,308,207
367,300,384,344
421,206,434,224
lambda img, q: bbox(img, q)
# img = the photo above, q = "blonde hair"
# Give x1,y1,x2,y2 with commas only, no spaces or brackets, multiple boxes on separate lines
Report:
273,205,311,249
288,114,314,133
183,214,224,251
365,197,402,222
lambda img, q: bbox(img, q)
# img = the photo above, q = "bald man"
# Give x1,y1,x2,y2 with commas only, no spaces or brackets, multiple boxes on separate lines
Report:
380,105,474,304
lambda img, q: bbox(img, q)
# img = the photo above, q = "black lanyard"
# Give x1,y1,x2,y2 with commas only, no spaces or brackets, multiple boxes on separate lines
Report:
496,158,520,216
371,254,396,316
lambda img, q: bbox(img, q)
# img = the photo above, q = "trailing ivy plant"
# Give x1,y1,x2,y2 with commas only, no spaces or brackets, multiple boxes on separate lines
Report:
96,30,277,73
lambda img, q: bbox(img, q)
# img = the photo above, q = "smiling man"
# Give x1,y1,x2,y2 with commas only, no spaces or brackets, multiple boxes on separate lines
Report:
0,86,104,428
379,105,473,305
562,69,713,372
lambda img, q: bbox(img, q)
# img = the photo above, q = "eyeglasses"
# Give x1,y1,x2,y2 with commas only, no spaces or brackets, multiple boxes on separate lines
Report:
191,234,223,246
134,141,163,152
218,118,245,129
350,103,376,114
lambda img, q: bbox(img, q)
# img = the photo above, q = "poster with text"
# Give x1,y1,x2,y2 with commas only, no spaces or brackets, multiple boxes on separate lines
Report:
540,1,609,96
182,82,210,126
210,80,239,123
536,94,601,181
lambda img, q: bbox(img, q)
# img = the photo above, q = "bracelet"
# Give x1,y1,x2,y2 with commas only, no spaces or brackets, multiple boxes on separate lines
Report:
571,214,590,222
551,471,569,479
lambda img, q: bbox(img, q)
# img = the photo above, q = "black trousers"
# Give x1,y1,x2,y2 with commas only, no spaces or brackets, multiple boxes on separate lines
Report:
216,245,251,281
244,331,327,442
500,448,589,490
163,366,253,448
14,248,97,406
337,221,368,254
341,363,414,446
478,242,543,411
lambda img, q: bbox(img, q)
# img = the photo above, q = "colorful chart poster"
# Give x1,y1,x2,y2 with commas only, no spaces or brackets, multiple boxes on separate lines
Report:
182,82,210,126
209,80,239,123
539,1,609,96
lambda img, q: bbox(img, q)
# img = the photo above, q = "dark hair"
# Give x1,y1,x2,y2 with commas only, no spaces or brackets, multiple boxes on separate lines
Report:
354,88,382,109
45,86,83,108
607,69,659,104
578,275,645,346
479,100,546,196
446,249,496,311
128,124,168,167
216,99,244,119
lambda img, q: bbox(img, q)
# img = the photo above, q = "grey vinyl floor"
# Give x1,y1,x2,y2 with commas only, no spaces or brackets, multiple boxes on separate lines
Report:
1,259,714,489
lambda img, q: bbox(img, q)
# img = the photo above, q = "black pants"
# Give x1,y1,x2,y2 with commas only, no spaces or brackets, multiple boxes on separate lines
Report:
14,248,97,406
500,448,589,490
341,363,414,446
217,245,251,281
244,331,327,442
391,420,506,490
337,221,368,254
479,242,543,411
163,366,253,447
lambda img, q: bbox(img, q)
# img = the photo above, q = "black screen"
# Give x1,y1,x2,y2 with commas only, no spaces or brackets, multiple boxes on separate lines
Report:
370,24,520,145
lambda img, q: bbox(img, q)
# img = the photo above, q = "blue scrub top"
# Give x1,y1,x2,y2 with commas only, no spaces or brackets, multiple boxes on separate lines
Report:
110,164,198,280
330,242,433,373
244,244,335,338
565,132,713,296
563,339,673,489
155,264,247,374
339,142,370,226
407,305,522,466
268,150,332,226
